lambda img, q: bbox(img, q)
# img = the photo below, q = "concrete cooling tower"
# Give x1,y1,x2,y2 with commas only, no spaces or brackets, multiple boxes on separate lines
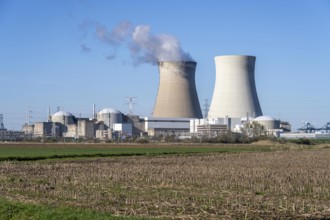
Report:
152,61,203,118
208,55,262,119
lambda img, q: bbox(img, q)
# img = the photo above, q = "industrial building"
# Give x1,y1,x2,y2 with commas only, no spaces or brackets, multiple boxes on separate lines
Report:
280,133,330,140
124,115,146,136
64,118,95,139
190,116,282,138
23,108,134,140
95,108,125,140
143,117,191,137
97,108,123,129
0,130,25,141
33,122,61,137
28,111,95,139
254,116,280,129
253,116,281,135
190,118,228,137
52,111,76,125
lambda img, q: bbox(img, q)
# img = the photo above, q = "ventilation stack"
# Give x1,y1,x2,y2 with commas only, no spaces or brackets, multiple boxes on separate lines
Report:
153,61,203,118
0,114,5,130
208,55,262,119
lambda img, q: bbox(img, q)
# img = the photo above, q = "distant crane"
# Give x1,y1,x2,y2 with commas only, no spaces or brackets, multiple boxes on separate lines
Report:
297,121,330,133
297,121,317,133
317,122,330,133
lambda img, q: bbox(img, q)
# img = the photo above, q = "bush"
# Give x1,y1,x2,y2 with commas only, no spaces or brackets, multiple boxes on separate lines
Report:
293,138,311,145
164,135,177,142
135,138,149,144
190,136,201,143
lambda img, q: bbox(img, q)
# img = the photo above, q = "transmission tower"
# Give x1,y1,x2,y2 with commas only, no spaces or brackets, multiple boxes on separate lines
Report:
0,114,5,130
26,107,33,134
150,108,154,117
202,99,209,119
125,97,137,115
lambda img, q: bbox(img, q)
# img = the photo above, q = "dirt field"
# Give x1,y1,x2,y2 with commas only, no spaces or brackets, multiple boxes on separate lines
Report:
0,148,329,219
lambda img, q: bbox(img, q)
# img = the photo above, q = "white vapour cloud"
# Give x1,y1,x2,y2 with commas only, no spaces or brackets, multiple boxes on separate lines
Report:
95,20,132,46
129,25,193,65
80,20,193,64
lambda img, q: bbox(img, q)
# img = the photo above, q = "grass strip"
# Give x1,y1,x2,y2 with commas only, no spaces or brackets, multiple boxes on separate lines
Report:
0,146,273,161
0,198,149,220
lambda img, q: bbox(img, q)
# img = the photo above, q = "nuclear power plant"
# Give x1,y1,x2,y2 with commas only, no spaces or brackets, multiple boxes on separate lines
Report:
208,55,263,119
8,54,307,141
152,61,203,118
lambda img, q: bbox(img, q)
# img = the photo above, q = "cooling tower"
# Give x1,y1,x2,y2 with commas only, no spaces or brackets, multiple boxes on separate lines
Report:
153,61,203,118
208,55,262,119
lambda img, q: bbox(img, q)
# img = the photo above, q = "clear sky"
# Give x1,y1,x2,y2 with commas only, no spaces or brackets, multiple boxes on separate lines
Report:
0,0,329,130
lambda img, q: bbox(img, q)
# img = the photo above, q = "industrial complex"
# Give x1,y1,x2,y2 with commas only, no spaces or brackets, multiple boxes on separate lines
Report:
1,55,329,141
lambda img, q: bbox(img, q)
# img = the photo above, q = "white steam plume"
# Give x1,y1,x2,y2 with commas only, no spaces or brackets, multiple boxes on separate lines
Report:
79,19,132,59
129,25,193,64
79,20,193,64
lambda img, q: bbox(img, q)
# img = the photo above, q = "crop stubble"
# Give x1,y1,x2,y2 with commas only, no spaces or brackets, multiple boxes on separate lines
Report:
0,149,329,219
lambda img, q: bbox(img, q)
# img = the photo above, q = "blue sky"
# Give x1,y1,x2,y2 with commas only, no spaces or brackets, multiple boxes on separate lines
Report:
0,0,329,130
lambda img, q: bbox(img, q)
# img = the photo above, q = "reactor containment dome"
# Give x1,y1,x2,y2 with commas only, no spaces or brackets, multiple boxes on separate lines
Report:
97,108,123,129
51,111,76,125
254,116,280,130
208,55,263,119
152,61,203,119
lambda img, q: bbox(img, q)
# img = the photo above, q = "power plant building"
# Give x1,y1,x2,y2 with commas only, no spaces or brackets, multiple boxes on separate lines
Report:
97,108,123,129
51,111,76,125
64,118,95,139
144,117,191,137
254,116,280,130
15,54,296,140
25,108,135,140
208,55,263,119
30,108,129,139
190,118,229,137
33,122,61,137
153,61,203,119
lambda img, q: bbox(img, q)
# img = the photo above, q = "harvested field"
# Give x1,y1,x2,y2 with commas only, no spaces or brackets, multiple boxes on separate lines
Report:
0,148,330,219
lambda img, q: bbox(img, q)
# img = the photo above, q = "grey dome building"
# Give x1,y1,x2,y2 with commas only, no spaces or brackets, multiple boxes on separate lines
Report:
254,116,280,130
51,111,76,125
97,108,123,129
